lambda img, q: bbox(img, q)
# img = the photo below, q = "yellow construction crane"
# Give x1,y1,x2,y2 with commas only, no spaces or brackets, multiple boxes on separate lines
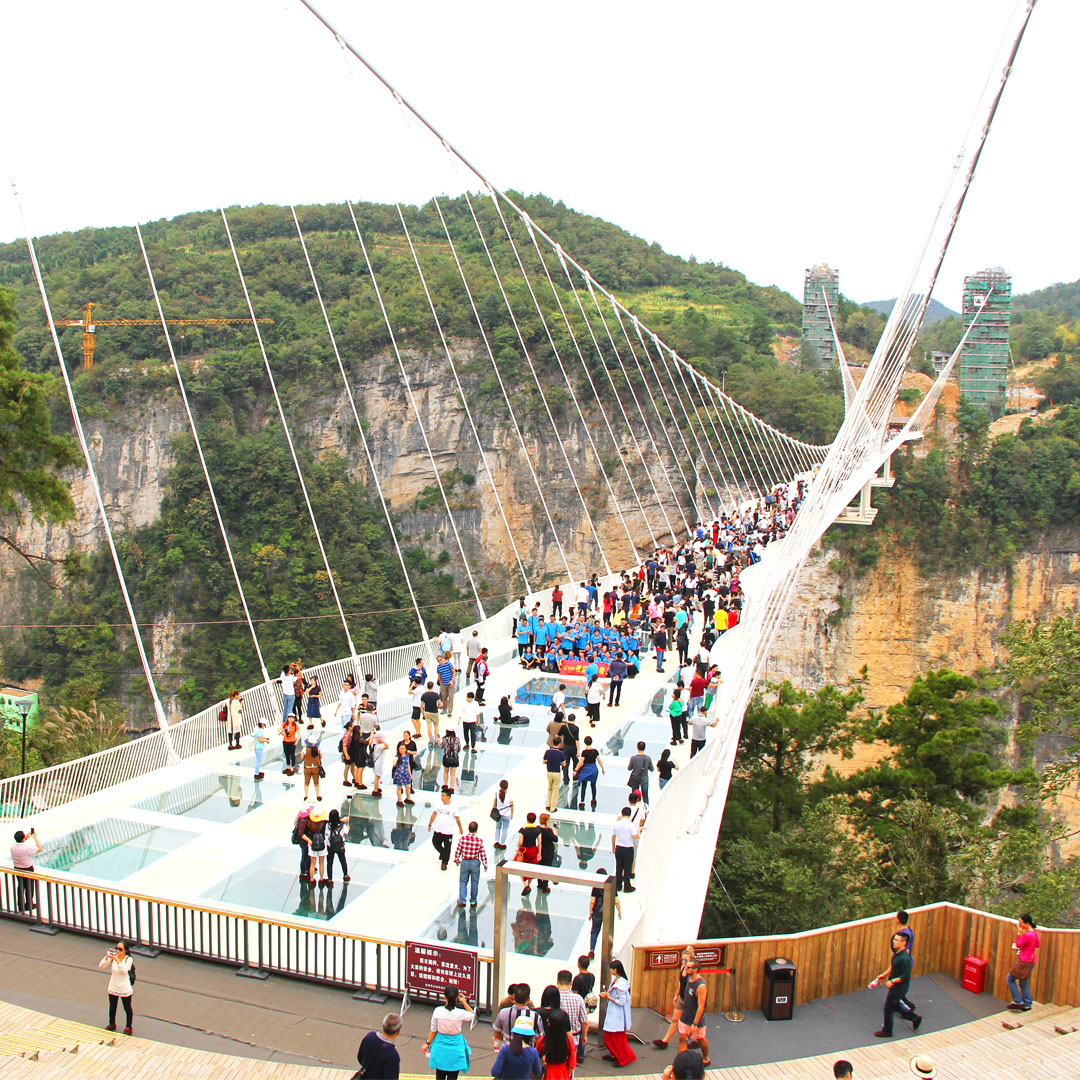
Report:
51,302,273,369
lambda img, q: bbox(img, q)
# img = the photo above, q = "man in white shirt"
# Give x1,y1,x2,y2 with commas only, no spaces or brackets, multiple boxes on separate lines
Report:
465,631,482,678
10,828,42,912
611,807,640,894
427,788,463,870
461,692,480,751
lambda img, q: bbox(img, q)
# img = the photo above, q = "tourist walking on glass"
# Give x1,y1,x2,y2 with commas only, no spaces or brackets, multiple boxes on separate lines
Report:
492,779,513,849
423,984,474,1080
442,727,461,789
1007,913,1040,1011
252,717,269,779
574,736,604,810
392,742,416,806
225,689,243,750
600,958,636,1067
98,940,134,1035
428,787,463,871
281,713,299,776
302,731,323,801
454,820,487,907
326,807,351,885
871,932,923,1037
306,673,322,727
587,872,621,956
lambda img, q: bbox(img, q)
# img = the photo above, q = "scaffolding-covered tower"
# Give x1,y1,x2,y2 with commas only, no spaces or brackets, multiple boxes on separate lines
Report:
959,267,1011,417
802,264,840,369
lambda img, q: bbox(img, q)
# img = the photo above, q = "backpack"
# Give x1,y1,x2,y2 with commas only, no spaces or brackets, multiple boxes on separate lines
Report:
217,706,227,723
129,962,137,985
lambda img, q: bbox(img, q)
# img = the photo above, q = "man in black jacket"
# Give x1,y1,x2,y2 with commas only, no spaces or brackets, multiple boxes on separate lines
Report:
872,933,923,1037
357,1013,402,1078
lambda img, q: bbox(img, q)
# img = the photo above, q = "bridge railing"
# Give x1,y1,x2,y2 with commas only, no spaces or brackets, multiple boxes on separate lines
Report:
0,864,495,1007
631,901,1080,1014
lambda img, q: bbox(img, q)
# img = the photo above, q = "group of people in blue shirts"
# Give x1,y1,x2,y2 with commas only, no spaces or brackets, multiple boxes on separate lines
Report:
515,612,641,676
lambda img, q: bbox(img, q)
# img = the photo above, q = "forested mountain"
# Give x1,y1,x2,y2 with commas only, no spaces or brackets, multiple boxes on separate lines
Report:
864,296,958,324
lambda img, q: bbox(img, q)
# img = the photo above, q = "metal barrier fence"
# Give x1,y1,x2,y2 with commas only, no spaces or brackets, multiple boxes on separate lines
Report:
0,865,495,1007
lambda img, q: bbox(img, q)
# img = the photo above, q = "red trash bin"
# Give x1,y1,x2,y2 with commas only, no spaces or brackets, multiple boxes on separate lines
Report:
961,955,987,994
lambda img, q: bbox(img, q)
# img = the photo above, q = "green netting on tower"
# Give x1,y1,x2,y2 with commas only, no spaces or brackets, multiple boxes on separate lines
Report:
802,264,839,370
959,267,1011,417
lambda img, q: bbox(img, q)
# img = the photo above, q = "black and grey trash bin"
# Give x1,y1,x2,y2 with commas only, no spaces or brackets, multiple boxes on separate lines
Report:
761,957,796,1020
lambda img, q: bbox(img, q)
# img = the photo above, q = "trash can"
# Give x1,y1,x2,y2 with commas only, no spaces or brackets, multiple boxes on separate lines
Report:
961,955,987,994
761,957,796,1020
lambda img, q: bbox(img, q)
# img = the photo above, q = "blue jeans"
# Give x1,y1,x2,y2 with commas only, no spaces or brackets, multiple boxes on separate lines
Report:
458,858,481,903
1007,970,1032,1008
495,817,510,846
282,694,295,724
254,745,265,774
655,648,665,671
590,918,603,951
687,695,704,717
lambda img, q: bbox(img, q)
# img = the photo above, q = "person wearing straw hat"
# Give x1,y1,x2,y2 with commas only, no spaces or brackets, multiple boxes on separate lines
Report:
492,1014,542,1080
304,806,328,885
910,1053,936,1078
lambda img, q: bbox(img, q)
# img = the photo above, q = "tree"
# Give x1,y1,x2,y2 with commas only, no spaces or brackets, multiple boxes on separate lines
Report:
31,701,127,765
1002,614,1080,792
0,286,78,587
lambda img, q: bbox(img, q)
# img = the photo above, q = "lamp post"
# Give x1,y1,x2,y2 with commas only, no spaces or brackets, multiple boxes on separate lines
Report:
17,699,31,817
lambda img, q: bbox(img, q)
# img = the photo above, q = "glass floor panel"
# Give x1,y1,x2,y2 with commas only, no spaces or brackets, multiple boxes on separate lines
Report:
200,844,383,920
329,795,429,851
423,882,591,957
133,773,294,822
514,676,587,709
553,820,612,873
604,720,674,758
36,817,200,882
412,749,525,796
559,770,640,814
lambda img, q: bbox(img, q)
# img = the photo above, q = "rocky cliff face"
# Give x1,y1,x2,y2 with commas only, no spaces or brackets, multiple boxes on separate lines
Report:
767,542,1080,712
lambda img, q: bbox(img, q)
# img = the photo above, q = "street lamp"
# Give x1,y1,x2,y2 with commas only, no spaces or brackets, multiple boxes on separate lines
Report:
17,699,31,817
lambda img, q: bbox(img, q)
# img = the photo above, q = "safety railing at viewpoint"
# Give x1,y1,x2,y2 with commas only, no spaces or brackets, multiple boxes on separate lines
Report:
0,864,495,1008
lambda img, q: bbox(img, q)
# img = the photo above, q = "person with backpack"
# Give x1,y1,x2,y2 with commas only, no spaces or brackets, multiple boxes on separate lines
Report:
303,807,328,886
492,983,545,1052
326,808,350,885
97,940,135,1035
442,727,461,790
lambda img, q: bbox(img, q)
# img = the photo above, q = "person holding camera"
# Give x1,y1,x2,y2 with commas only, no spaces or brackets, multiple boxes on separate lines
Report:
97,940,134,1034
10,827,42,913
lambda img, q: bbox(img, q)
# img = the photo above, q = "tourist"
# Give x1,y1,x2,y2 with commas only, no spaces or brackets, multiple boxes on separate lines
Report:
909,1054,937,1078
587,871,621,956
392,743,415,806
871,932,923,1037
334,674,358,731
535,811,557,893
307,672,322,727
357,1013,402,1079
421,681,442,741
537,1005,576,1080
363,672,379,711
586,675,603,728
653,624,668,672
466,630,482,679
627,741,654,803
556,969,589,1060
423,984,474,1080
302,730,323,801
558,711,580,782
278,663,296,725
611,806,639,893
573,955,595,1000
281,712,299,776
304,806,328,885
224,688,243,751
491,1016,542,1080
473,648,490,704
252,717,269,780
574,736,604,810
608,653,627,706
326,808,350,885
368,729,388,798
1006,912,1040,1011
461,691,479,751
662,1049,704,1080
97,940,134,1035
292,805,312,880
833,1061,854,1079
10,827,42,913
492,983,544,1051
657,747,677,789
600,958,636,1067
652,946,696,1050
543,737,565,813
293,662,307,720
551,584,564,619
437,652,457,715
410,678,425,737
442,727,461,789
688,706,717,758
668,689,686,746
516,812,542,895
492,779,513,849
428,787,463,871
454,820,487,907
677,958,710,1066
348,719,369,790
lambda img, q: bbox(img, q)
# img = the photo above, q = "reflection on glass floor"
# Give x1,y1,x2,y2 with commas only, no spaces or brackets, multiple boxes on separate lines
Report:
424,880,590,957
332,796,427,851
605,719,672,758
200,844,383,920
36,817,200,882
413,749,525,797
559,771,638,814
553,820,611,873
133,773,293,822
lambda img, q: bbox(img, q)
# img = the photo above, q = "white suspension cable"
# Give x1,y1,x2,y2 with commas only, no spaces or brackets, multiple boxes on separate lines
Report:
482,193,612,575
219,208,363,662
678,365,742,511
693,373,755,502
288,205,434,645
714,388,760,499
520,226,642,564
16,191,176,760
344,201,487,622
730,397,776,495
135,223,271,688
395,201,533,594
436,193,576,586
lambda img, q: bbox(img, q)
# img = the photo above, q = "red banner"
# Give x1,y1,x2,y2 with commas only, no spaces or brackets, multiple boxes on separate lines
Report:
559,660,609,678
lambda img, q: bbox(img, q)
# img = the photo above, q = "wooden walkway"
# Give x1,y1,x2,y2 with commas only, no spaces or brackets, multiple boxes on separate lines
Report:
0,999,1075,1079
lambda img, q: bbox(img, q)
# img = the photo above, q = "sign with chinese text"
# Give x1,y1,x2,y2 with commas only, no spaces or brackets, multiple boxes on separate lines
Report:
405,940,479,1001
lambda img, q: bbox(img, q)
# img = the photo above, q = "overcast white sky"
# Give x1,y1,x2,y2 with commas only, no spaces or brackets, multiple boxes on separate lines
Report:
1,0,1074,307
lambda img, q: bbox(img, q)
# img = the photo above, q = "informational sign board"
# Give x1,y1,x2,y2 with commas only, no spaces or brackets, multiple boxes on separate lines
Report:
405,940,479,1001
645,945,726,969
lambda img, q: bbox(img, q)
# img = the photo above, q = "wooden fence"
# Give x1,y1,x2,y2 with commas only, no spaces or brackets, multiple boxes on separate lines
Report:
631,902,1080,1015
